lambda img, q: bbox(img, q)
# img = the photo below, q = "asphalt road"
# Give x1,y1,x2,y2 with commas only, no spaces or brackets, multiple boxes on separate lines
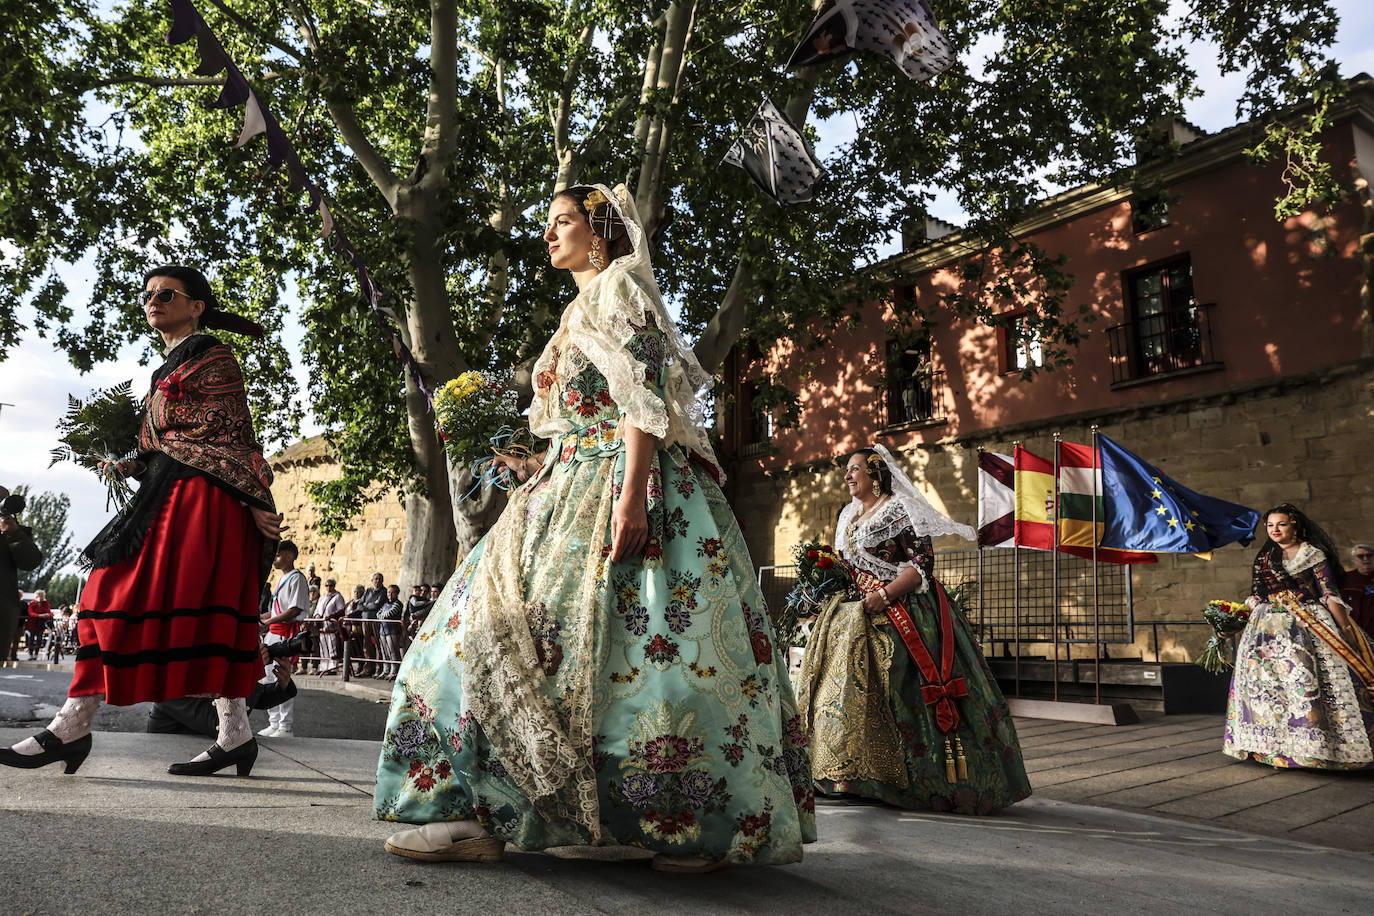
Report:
0,666,393,740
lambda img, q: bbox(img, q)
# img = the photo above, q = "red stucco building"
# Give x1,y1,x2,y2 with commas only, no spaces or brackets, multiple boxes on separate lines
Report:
721,77,1374,668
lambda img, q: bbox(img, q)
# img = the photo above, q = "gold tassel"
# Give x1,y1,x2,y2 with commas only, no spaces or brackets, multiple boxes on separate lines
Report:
943,737,956,783
956,736,969,781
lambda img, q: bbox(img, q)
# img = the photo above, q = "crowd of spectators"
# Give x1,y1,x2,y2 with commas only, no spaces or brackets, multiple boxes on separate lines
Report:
288,566,442,681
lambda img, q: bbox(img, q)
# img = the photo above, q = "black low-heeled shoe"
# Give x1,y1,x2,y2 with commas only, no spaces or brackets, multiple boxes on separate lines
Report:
0,729,92,775
167,739,258,777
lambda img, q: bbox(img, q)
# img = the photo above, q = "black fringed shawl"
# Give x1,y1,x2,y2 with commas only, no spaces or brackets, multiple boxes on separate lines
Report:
82,334,275,572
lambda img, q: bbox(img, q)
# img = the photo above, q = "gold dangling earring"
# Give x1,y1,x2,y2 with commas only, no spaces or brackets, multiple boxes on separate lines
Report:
871,478,882,497
589,236,606,270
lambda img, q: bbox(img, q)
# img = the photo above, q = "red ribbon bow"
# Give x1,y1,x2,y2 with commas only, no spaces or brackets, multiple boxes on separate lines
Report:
920,676,969,733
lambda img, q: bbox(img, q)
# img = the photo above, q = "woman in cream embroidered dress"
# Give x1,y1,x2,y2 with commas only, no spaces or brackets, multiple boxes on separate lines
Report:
375,184,815,870
1224,504,1374,770
798,447,1031,814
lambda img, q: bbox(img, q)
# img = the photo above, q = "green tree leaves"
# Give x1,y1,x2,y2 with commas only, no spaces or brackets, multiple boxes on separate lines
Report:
0,0,1345,573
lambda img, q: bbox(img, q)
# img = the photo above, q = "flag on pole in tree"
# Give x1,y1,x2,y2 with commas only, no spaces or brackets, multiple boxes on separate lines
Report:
976,450,1015,548
786,0,956,83
1014,444,1156,564
723,98,826,206
1096,434,1261,553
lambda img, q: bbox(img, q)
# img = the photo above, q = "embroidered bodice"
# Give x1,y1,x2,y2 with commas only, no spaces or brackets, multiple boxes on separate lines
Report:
1252,542,1347,609
839,499,935,589
542,320,669,465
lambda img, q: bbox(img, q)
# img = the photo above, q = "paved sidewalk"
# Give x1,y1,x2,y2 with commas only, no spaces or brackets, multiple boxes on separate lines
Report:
1018,714,1374,853
3,727,1373,914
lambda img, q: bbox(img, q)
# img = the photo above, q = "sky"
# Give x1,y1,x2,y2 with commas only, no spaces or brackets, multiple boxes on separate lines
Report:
2,2,1372,567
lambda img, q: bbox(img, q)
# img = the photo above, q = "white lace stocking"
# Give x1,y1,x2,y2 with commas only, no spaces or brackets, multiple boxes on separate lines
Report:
12,694,103,754
189,697,253,761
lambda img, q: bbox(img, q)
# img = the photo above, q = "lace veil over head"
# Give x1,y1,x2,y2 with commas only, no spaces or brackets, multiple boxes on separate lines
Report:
528,182,722,479
461,183,723,843
836,444,975,562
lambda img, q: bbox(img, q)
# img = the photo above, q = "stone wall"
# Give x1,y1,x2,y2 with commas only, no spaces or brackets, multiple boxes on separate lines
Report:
268,436,409,590
726,360,1374,662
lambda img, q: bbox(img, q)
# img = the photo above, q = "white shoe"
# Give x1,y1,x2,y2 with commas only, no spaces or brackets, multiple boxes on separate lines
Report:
384,824,504,863
271,728,294,738
255,726,279,738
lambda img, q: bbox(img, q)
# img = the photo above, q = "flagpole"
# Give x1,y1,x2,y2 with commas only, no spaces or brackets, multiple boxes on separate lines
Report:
976,543,984,639
1013,441,1022,698
1052,432,1061,703
1092,424,1102,706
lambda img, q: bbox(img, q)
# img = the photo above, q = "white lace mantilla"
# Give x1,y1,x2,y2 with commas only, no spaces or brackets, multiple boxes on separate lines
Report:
836,499,927,590
528,183,722,480
1282,542,1352,610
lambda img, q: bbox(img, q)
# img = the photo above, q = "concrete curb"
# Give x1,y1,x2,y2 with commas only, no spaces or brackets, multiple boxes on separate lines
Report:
0,658,73,673
293,673,394,703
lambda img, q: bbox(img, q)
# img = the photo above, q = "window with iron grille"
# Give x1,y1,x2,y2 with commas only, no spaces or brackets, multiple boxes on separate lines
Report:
886,340,942,425
1119,257,1212,380
1131,193,1171,234
743,383,773,443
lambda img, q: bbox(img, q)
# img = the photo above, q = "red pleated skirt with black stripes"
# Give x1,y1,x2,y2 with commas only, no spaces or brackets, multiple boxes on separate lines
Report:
69,475,263,705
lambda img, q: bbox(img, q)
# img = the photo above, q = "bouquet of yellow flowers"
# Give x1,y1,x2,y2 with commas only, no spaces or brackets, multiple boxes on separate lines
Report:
433,370,523,465
1194,599,1252,673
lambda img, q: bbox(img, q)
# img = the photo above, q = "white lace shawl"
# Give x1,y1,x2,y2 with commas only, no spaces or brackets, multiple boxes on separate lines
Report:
527,183,723,480
1283,541,1352,610
835,499,928,592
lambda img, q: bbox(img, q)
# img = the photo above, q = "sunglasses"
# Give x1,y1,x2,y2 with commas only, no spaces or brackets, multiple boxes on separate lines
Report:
139,288,195,306
1356,554,1374,561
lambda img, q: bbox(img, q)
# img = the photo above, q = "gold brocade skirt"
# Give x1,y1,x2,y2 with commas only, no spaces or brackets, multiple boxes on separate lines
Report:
796,594,909,788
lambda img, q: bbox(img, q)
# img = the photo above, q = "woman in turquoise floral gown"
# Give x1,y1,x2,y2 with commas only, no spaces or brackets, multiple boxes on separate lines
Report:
797,446,1031,814
376,184,816,872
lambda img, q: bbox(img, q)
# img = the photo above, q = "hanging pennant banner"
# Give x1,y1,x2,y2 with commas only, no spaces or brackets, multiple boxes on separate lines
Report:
723,97,826,206
786,0,956,83
165,0,431,398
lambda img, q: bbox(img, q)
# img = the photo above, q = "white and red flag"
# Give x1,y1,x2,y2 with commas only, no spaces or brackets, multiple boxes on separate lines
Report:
976,450,1015,548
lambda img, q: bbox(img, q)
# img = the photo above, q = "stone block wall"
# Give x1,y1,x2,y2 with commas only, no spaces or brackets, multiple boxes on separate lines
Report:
725,361,1374,663
268,436,409,590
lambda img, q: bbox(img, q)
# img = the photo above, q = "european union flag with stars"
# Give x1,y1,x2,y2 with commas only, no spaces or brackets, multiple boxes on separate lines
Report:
1097,434,1261,553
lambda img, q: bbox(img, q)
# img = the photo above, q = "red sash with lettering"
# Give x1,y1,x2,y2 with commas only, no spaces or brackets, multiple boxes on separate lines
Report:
855,569,966,733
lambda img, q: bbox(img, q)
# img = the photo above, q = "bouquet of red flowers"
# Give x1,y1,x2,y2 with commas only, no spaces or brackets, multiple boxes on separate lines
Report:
1194,599,1252,673
775,538,853,646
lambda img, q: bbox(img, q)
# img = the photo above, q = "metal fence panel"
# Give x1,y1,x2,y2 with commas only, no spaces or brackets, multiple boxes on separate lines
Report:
759,549,1132,645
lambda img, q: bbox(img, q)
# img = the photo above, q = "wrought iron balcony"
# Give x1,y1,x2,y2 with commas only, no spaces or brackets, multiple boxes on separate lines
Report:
886,368,946,427
1106,302,1220,385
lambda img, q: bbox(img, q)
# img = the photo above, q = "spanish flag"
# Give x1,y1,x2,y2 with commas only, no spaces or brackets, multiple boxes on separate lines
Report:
1013,444,1155,564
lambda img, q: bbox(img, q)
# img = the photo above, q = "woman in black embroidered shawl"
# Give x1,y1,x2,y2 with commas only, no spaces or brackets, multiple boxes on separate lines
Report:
0,266,283,777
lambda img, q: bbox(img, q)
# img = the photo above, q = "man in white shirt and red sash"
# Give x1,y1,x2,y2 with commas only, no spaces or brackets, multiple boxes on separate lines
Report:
260,540,308,738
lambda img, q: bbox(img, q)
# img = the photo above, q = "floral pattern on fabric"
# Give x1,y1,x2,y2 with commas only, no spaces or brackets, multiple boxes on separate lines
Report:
1224,546,1374,769
801,515,1032,814
375,323,815,863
